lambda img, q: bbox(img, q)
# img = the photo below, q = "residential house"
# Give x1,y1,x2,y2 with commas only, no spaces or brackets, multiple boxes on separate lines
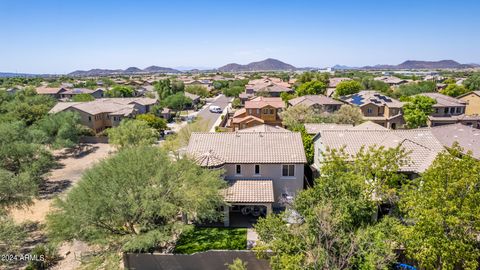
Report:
374,76,407,86
303,121,386,135
326,77,351,97
457,91,480,116
240,77,294,103
49,97,157,133
431,123,480,160
288,95,344,113
419,92,480,128
228,97,285,130
35,86,67,99
184,79,213,91
312,129,445,177
184,92,200,107
187,132,307,226
59,88,105,100
238,124,290,133
340,90,405,129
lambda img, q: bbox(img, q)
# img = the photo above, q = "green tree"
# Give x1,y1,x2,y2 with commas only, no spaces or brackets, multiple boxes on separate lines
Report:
361,77,391,93
231,98,242,109
331,104,364,125
255,147,406,270
226,258,248,270
296,81,327,96
402,95,436,128
30,111,82,149
222,86,244,97
185,85,209,98
400,146,480,270
108,119,158,148
335,80,362,96
105,85,134,97
395,81,436,97
161,92,192,110
463,73,480,91
442,78,456,85
291,126,314,164
3,88,56,125
136,113,167,132
440,83,468,97
280,104,319,129
47,146,225,254
71,93,95,102
155,79,184,99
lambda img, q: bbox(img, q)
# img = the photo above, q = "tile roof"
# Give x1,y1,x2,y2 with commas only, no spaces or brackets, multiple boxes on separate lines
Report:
49,98,157,116
374,76,406,84
304,123,353,134
318,129,445,173
238,124,290,133
329,77,352,88
431,123,480,159
245,97,285,109
187,132,307,164
288,95,343,107
457,90,480,98
419,93,466,107
350,121,388,130
341,91,403,108
35,87,65,95
223,180,274,203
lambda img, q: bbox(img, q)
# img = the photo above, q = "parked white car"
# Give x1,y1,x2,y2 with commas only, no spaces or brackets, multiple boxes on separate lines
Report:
209,105,222,113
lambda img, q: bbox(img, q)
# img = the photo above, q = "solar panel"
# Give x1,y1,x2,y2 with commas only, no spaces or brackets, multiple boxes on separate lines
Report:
351,94,364,105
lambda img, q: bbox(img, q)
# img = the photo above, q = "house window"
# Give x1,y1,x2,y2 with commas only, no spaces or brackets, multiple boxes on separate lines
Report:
456,107,462,114
235,164,242,175
282,165,295,177
256,109,260,114
367,108,373,114
450,107,455,114
444,108,449,114
254,164,260,175
248,109,252,114
88,116,92,122
270,108,274,114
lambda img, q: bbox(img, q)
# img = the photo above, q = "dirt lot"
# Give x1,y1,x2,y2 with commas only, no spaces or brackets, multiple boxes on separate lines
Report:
10,143,113,223
8,143,114,270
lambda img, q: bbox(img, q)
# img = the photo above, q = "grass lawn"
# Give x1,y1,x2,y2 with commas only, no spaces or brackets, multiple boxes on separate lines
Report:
174,227,247,254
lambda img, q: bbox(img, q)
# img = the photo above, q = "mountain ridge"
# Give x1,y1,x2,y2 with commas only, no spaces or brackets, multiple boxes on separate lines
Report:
217,58,296,72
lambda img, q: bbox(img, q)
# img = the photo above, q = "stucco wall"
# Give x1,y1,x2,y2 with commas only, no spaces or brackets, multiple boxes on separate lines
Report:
223,163,304,205
459,93,480,115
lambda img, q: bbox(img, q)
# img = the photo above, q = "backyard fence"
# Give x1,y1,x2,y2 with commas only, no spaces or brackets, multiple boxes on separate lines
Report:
123,250,271,270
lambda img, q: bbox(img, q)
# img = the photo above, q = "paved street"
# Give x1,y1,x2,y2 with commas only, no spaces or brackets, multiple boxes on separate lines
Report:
198,94,232,130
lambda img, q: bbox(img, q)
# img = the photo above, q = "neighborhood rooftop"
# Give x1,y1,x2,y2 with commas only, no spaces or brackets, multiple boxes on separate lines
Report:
318,129,446,173
341,90,403,108
187,132,307,164
288,94,344,107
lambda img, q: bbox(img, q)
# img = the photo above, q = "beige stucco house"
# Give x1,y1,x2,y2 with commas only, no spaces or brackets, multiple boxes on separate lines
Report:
49,97,157,133
187,132,306,226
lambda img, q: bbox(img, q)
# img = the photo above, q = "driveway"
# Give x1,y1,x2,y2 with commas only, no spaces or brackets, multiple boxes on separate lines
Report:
197,94,232,130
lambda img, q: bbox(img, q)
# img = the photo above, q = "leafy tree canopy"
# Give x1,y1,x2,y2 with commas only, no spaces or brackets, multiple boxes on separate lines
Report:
136,113,168,132
47,146,226,254
108,119,159,148
105,85,134,97
71,93,95,102
440,83,468,97
160,92,192,110
399,146,480,270
402,95,436,128
335,80,362,96
463,72,480,91
296,81,327,96
185,85,209,98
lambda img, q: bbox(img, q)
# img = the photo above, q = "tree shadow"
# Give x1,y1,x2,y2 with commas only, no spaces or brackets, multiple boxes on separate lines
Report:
38,179,72,199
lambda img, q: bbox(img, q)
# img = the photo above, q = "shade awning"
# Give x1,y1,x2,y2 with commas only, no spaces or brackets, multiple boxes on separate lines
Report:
223,180,274,203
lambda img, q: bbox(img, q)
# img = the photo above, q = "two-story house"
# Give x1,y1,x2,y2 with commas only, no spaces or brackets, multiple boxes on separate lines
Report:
228,97,285,130
59,88,105,100
288,94,344,113
458,91,480,116
420,93,480,128
340,90,405,129
49,97,157,133
187,132,307,226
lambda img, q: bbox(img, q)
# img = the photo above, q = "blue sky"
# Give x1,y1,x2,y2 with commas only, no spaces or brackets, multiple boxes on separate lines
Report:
1,0,479,74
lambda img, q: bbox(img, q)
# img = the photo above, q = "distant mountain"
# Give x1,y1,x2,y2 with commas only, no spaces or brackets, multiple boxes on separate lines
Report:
361,60,477,70
68,66,181,76
332,64,359,70
143,65,180,73
124,67,143,73
218,58,296,72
